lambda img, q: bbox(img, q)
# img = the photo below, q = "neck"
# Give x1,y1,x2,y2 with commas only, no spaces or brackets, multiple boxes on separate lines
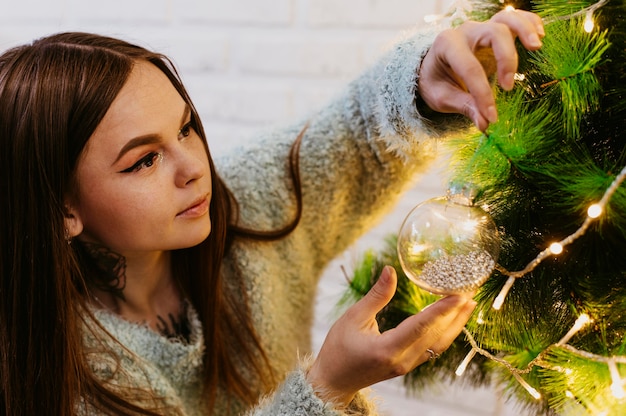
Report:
91,250,185,333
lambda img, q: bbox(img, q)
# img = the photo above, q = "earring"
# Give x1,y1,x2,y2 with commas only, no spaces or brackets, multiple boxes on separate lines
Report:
64,228,72,244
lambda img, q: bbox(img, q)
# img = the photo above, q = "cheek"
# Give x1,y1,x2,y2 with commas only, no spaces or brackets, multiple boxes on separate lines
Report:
77,181,168,245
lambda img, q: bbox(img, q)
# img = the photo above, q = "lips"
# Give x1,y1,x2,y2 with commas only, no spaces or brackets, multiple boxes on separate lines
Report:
177,194,209,218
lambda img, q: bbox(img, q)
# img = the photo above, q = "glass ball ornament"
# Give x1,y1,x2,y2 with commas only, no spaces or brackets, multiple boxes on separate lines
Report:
397,186,500,295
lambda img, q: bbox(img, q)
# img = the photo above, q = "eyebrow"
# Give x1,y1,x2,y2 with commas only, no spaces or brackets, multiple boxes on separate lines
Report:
112,104,191,166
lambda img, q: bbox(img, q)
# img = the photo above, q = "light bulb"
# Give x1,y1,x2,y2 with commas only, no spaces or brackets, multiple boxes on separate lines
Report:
587,203,602,218
609,358,625,399
549,242,564,255
584,12,595,33
455,348,477,376
558,313,591,345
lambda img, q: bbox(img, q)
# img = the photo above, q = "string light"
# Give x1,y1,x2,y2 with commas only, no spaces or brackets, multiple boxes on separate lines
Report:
476,310,485,324
490,164,626,310
609,358,625,399
419,0,621,408
449,4,624,410
587,203,602,218
543,0,608,25
549,242,564,255
492,275,514,310
455,348,477,376
512,372,542,399
584,11,595,33
557,314,591,346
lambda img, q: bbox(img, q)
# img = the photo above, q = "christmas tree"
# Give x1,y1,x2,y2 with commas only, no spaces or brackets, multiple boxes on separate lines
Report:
342,1,626,414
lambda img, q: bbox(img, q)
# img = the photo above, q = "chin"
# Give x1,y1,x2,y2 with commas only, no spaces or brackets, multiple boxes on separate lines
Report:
181,224,212,248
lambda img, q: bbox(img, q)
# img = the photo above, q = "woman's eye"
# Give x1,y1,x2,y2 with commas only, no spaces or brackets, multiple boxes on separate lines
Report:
178,121,195,140
120,152,162,173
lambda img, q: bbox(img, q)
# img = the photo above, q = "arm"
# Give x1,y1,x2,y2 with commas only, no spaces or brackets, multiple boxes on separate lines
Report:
305,9,545,407
219,10,544,275
224,8,544,414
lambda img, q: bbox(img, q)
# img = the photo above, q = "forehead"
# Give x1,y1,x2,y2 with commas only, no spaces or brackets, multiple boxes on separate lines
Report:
88,61,185,149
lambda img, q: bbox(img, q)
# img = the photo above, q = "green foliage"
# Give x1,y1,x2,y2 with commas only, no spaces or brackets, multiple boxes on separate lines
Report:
341,0,626,414
530,18,609,137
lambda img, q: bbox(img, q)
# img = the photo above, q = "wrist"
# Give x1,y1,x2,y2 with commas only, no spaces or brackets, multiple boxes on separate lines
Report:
305,360,356,409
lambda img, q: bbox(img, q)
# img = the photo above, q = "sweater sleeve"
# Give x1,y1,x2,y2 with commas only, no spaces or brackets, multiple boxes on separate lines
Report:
216,25,471,273
246,367,378,416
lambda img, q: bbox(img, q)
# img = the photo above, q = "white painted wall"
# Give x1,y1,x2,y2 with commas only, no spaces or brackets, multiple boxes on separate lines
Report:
0,1,525,414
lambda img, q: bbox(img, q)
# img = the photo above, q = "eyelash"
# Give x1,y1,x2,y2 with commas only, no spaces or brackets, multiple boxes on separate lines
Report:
121,152,163,173
120,120,197,173
178,120,195,139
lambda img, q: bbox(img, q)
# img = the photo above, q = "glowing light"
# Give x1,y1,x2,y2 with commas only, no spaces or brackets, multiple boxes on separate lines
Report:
505,5,515,12
584,11,595,33
409,243,429,256
514,73,526,81
565,390,575,399
558,314,591,345
512,372,541,400
476,311,485,325
493,276,516,310
587,203,602,218
609,358,625,399
455,349,477,376
549,242,563,255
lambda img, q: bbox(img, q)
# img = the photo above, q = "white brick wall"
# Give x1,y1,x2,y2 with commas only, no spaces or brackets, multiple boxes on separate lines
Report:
0,1,525,414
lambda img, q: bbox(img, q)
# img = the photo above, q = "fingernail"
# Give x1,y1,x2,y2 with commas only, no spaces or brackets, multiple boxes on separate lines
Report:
529,34,542,48
502,72,515,91
487,105,498,123
379,265,393,283
537,25,545,37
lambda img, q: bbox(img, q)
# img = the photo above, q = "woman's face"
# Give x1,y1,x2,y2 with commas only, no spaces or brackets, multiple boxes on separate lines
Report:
67,61,212,255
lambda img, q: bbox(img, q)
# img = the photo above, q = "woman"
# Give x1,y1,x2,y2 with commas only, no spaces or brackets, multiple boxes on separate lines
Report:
0,9,543,416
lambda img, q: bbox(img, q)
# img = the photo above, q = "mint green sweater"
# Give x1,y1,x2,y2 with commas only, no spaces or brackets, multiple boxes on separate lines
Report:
82,26,469,415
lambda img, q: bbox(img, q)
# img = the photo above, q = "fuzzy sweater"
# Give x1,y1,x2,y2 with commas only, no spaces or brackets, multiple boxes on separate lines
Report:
82,26,470,415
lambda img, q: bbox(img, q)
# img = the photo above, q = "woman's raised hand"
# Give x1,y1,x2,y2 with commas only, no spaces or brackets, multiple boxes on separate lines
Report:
418,8,545,131
307,266,476,407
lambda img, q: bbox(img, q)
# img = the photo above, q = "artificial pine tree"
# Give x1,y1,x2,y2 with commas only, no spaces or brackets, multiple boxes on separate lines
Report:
341,1,626,414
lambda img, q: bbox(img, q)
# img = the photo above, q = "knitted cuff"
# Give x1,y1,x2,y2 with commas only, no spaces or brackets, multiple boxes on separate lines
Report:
301,356,379,416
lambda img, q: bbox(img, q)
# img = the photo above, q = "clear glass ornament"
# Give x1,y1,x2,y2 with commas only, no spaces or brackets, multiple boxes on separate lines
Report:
397,185,500,295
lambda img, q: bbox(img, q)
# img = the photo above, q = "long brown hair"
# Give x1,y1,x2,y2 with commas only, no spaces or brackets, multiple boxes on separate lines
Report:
0,32,303,415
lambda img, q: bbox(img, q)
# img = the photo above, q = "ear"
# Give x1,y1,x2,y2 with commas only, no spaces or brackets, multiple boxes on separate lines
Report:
64,202,84,238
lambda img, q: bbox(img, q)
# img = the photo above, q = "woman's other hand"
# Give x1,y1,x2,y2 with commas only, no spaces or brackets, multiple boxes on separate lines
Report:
418,8,545,131
307,266,476,407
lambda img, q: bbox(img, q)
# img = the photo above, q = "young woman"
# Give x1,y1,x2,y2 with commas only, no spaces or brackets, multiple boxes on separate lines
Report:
0,9,543,416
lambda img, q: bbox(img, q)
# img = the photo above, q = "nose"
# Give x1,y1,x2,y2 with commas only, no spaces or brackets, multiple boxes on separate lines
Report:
174,143,209,188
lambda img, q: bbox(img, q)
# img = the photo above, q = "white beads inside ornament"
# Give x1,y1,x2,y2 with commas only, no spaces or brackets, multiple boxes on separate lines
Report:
397,186,500,295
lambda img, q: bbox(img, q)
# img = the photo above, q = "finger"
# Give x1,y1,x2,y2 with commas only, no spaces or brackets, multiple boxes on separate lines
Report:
491,9,545,50
484,23,519,91
440,36,498,125
424,84,490,132
381,294,470,352
348,265,397,323
419,299,476,363
487,11,544,90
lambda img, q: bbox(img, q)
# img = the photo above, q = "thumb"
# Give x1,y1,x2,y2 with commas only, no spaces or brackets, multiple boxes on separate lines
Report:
351,265,397,321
